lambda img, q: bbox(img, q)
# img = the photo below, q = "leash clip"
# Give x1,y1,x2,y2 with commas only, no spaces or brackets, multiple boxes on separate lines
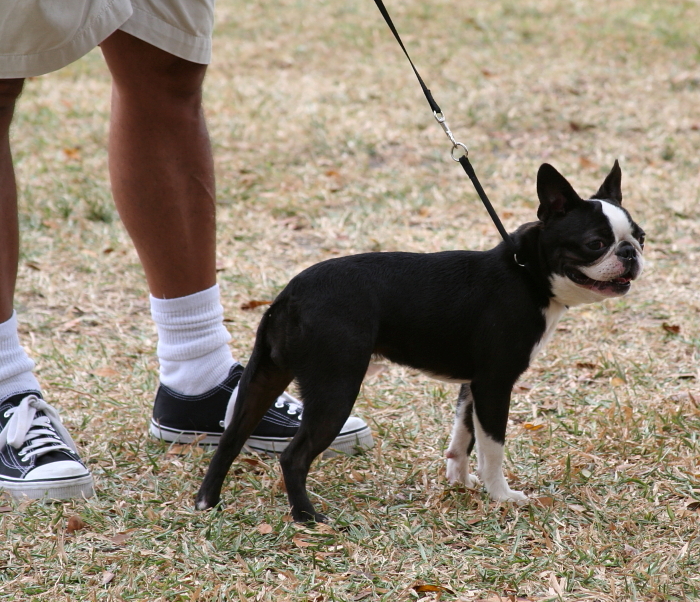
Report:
434,111,468,161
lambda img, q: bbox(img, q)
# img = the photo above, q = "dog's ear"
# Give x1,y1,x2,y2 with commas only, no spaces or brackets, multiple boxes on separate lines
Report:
536,163,584,221
591,160,622,205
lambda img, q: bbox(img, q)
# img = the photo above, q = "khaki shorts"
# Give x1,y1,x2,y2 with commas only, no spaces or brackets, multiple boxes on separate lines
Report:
0,0,215,78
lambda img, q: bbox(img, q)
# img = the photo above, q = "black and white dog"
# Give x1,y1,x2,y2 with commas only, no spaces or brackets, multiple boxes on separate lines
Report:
196,161,645,522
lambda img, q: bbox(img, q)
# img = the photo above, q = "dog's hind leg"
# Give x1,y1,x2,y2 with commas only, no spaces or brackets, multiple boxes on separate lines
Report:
195,356,292,510
445,383,479,489
279,371,367,523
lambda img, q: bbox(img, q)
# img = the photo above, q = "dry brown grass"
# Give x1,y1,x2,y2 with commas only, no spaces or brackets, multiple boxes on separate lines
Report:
2,0,700,600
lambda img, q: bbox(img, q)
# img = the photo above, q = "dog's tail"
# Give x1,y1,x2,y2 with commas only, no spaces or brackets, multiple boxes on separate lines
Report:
196,304,293,509
225,304,292,429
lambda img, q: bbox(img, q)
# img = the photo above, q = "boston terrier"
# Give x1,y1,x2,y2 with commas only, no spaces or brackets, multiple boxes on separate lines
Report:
196,161,645,522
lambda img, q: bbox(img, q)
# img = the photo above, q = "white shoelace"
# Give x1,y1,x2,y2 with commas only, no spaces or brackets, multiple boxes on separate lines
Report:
223,388,302,429
0,395,77,462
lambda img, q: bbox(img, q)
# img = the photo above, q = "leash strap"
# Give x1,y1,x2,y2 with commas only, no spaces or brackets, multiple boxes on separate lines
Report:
372,0,521,261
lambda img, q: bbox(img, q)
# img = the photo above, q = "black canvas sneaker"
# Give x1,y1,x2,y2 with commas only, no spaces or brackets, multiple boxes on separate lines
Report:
150,364,374,456
0,392,94,500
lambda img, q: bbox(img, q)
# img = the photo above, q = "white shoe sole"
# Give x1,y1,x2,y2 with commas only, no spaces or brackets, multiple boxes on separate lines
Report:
150,421,222,445
150,419,374,457
246,425,375,457
0,473,94,500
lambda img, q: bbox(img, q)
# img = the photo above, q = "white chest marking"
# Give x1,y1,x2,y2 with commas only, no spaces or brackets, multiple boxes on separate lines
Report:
530,301,567,362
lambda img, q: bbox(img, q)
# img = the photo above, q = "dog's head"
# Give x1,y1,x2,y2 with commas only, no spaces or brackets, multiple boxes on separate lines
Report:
536,161,645,307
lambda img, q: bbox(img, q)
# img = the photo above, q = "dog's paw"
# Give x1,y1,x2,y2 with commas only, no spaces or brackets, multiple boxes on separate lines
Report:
486,482,528,504
446,456,480,489
194,491,219,511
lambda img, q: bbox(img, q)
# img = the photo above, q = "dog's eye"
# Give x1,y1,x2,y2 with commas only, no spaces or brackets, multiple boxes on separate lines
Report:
586,240,605,251
638,234,645,249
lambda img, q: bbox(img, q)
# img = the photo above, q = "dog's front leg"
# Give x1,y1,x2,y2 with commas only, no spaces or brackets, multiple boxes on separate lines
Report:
445,383,479,489
471,380,527,503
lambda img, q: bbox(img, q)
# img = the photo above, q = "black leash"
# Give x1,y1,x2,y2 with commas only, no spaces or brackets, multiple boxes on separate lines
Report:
372,0,524,266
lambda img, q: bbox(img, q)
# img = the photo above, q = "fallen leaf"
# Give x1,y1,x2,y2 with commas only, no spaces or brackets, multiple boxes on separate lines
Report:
189,584,203,602
623,543,640,556
610,376,626,387
66,515,86,534
350,469,365,482
93,367,119,378
412,584,455,595
59,318,82,332
0,506,12,513
165,444,189,457
662,322,681,334
257,523,273,534
292,534,313,548
63,147,81,159
523,423,545,431
101,571,115,586
533,496,555,508
25,260,41,271
548,574,566,596
240,458,267,470
111,531,134,545
240,300,272,310
687,501,700,511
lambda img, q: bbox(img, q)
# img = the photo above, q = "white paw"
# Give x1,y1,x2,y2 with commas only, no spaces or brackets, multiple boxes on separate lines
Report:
464,473,481,489
485,481,528,504
196,499,211,511
446,457,480,489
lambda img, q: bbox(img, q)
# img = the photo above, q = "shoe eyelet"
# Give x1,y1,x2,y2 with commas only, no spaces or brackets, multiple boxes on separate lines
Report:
274,401,284,409
3,411,10,418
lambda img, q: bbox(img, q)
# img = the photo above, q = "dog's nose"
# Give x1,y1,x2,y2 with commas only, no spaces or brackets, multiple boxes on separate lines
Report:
616,241,636,261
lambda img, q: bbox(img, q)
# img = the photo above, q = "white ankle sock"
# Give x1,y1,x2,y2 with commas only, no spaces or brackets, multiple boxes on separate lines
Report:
0,311,41,401
150,284,236,396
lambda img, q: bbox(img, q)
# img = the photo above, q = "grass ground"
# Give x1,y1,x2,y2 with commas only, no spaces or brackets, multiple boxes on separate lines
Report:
2,0,700,599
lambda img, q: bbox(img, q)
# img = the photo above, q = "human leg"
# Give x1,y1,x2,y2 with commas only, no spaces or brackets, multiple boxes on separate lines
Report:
100,30,216,301
0,78,23,324
98,31,373,453
0,79,93,499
